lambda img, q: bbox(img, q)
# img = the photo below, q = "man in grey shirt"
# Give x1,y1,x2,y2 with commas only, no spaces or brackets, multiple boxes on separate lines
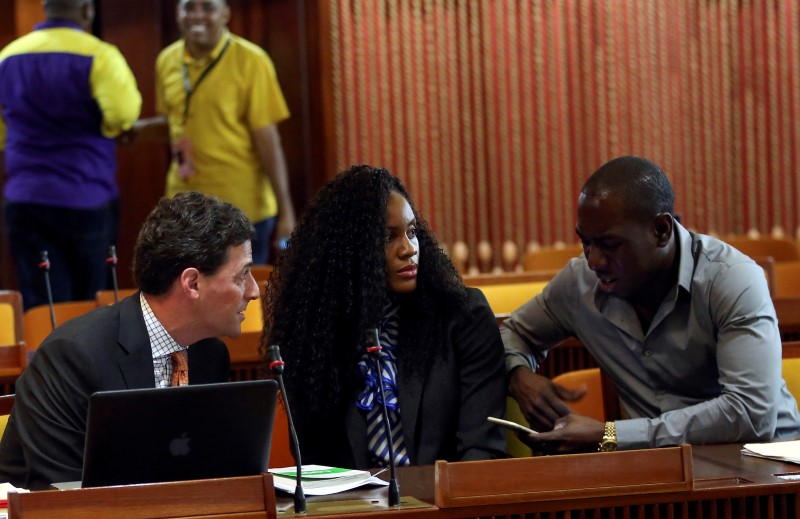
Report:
503,156,800,453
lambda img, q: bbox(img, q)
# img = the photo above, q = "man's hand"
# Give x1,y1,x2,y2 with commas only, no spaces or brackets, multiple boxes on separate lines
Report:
519,413,606,454
508,366,587,431
118,116,170,144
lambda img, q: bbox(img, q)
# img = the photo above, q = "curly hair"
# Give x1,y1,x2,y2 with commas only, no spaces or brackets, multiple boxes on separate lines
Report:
261,165,467,419
134,191,255,295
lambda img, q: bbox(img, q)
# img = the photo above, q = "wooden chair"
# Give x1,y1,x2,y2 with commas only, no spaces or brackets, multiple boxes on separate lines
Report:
462,271,556,286
23,300,96,354
551,367,622,422
0,345,27,394
466,267,552,316
782,358,800,402
225,329,262,382
0,394,14,440
523,244,583,272
506,368,608,458
774,297,800,341
95,288,138,306
752,256,776,297
251,264,274,288
505,345,618,458
773,261,800,298
0,292,26,391
476,281,549,314
782,340,800,358
0,290,24,347
241,297,264,333
723,236,800,262
269,401,295,468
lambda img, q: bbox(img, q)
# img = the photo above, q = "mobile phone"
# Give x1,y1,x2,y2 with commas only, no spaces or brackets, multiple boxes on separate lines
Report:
487,416,539,435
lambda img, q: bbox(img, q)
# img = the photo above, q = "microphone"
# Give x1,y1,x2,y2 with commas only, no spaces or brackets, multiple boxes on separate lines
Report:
365,328,400,507
267,345,306,514
38,250,56,330
106,245,119,303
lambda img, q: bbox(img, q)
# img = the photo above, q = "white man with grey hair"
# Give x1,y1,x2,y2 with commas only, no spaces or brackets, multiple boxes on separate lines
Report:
0,0,142,310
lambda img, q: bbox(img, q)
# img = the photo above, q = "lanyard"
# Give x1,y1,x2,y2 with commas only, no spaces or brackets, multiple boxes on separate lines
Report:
181,36,231,124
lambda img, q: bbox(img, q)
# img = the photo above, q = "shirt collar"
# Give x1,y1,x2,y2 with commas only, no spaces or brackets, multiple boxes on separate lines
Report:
35,20,83,31
674,221,696,293
182,29,231,66
139,292,184,359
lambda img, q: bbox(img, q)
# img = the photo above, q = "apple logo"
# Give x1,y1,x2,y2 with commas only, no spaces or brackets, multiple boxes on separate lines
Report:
169,432,191,456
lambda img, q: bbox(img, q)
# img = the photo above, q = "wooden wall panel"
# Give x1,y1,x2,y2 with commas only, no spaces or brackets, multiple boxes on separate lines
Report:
98,0,171,288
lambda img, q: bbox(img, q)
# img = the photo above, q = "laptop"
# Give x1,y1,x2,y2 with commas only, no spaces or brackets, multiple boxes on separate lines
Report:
79,379,278,488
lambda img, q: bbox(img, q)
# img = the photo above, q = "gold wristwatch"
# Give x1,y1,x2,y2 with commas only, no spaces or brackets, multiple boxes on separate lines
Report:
598,421,617,452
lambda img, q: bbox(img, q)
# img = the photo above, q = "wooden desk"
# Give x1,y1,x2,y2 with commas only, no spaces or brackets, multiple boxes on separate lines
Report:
9,444,800,518
277,444,800,518
9,473,278,519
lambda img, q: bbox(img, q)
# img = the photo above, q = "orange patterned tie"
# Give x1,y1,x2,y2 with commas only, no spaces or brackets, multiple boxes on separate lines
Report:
171,350,189,387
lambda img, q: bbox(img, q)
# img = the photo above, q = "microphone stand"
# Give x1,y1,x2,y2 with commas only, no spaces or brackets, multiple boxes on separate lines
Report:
106,245,119,303
366,328,400,507
38,250,56,330
267,345,306,514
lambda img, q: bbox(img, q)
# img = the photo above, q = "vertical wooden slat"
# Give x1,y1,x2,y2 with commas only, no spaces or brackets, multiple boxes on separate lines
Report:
317,0,800,257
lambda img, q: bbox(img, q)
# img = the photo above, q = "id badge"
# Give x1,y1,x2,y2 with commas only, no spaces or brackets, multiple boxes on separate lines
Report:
173,136,196,180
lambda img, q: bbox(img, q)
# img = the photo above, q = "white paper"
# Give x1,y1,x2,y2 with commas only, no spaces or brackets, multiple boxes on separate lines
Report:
741,440,800,464
269,465,389,496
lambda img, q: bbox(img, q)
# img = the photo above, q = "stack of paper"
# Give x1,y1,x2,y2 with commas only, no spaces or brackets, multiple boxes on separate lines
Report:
741,440,800,464
0,481,29,511
269,465,389,496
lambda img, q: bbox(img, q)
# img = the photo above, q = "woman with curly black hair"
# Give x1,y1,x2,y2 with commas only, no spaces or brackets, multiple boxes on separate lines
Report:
262,164,506,468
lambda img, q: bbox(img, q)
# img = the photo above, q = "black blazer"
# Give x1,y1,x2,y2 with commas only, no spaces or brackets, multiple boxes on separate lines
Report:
0,294,230,490
298,288,507,468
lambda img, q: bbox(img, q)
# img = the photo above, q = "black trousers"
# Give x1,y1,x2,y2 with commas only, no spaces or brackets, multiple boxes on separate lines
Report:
4,199,118,310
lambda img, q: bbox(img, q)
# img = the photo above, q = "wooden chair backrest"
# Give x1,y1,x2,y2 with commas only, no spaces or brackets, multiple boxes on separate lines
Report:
95,288,138,306
774,261,800,298
23,300,96,353
463,271,556,286
782,358,800,403
782,340,800,358
0,394,15,440
269,401,295,468
752,256,776,297
552,367,606,422
0,346,26,387
524,245,583,272
477,281,549,315
724,236,800,262
774,297,800,340
251,264,274,287
0,290,23,346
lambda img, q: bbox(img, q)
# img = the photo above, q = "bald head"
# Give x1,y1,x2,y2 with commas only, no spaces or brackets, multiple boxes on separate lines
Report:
581,156,675,221
44,0,94,28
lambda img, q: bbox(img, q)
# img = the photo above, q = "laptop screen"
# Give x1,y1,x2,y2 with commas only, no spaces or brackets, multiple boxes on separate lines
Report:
81,379,278,488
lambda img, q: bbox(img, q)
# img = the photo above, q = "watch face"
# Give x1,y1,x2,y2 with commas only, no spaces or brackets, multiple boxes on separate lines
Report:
599,439,617,452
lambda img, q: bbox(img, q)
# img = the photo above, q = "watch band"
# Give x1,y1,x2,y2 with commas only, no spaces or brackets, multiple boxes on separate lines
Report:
598,421,617,452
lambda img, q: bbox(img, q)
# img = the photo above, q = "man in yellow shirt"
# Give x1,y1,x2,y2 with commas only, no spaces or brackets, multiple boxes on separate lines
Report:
132,0,295,263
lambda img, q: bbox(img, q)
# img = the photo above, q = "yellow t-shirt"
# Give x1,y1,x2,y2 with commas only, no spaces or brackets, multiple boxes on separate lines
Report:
156,32,290,221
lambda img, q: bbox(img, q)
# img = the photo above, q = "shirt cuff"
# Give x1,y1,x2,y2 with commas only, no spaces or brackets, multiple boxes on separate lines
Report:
614,417,652,450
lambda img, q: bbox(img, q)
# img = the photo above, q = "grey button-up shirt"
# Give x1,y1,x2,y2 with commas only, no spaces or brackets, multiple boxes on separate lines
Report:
502,222,800,449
